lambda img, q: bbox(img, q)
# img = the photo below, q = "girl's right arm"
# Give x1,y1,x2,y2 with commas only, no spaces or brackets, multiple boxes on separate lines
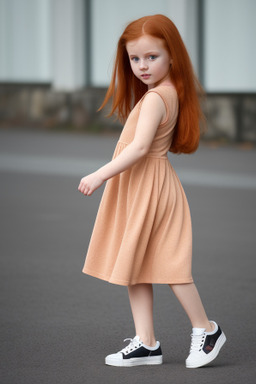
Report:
78,92,166,196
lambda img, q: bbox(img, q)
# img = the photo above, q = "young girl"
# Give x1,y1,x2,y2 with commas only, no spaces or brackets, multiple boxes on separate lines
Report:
78,14,226,368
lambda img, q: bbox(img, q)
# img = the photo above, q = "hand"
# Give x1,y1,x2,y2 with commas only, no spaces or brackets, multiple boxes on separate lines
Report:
78,172,104,196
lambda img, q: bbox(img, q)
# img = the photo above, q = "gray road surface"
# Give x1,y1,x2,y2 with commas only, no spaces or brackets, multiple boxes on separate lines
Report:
1,129,256,384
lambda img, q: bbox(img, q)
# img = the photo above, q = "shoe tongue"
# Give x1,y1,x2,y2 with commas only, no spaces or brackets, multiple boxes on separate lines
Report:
192,327,205,335
134,335,142,342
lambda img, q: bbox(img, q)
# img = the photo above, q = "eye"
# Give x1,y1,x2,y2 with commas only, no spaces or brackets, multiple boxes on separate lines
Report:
149,55,158,60
131,56,139,63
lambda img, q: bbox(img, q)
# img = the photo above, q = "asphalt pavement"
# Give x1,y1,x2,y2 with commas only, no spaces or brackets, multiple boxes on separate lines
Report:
1,128,256,384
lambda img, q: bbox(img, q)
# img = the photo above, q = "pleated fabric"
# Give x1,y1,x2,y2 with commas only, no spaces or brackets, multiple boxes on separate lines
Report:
82,85,193,286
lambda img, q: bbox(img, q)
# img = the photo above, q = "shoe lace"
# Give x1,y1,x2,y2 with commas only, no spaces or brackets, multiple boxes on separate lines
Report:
189,333,206,353
121,337,142,354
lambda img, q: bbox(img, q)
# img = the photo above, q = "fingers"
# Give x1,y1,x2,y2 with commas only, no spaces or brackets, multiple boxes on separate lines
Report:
78,178,94,196
79,186,90,196
79,186,91,196
78,172,103,196
78,179,89,196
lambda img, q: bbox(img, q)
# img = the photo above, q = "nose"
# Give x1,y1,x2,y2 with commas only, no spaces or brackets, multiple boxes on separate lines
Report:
139,59,148,70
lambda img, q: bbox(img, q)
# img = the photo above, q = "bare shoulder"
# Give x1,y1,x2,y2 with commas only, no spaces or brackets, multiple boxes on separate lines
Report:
152,85,179,112
143,90,167,102
136,92,166,127
140,91,166,114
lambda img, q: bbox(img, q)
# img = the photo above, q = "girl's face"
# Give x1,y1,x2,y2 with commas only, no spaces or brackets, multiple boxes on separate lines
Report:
126,35,172,89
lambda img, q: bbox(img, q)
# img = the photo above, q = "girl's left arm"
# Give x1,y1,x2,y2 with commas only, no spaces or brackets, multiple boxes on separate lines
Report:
78,92,166,196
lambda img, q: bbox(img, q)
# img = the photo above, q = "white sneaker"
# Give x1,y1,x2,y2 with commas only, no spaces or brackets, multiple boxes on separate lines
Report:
186,321,226,368
105,336,163,367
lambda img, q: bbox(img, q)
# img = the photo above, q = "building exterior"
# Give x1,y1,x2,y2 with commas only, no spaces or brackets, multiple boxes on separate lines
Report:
0,0,256,141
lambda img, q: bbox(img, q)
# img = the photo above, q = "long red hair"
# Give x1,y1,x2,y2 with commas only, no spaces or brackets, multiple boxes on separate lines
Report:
99,14,205,154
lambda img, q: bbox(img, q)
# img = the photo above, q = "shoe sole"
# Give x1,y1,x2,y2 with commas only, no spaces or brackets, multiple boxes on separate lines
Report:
105,355,163,367
186,332,226,368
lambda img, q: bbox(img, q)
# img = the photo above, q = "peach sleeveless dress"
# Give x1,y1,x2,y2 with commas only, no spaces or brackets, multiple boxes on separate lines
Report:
82,85,193,286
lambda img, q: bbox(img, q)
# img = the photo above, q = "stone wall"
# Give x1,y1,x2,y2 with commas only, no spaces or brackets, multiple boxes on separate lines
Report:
204,93,256,143
0,84,256,142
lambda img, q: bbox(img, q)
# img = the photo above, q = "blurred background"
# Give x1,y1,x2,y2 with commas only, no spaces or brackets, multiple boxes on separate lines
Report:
0,0,256,142
1,2,256,384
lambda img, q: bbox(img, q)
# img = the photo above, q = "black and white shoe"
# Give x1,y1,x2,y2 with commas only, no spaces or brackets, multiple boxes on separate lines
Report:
105,336,163,367
186,321,226,368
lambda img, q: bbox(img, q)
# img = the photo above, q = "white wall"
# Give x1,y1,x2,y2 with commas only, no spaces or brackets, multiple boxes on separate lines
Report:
0,0,51,82
204,0,256,92
52,0,85,91
0,0,86,90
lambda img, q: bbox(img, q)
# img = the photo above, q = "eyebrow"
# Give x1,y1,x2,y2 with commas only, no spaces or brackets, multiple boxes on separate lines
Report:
128,51,160,56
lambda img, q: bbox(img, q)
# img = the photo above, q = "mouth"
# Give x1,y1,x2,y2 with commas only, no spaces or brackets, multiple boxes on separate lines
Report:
141,74,151,80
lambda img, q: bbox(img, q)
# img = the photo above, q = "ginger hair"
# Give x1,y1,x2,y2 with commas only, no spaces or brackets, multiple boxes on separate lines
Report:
99,14,205,154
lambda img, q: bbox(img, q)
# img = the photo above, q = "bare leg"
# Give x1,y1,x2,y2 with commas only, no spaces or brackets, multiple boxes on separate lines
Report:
170,283,214,332
128,283,156,346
